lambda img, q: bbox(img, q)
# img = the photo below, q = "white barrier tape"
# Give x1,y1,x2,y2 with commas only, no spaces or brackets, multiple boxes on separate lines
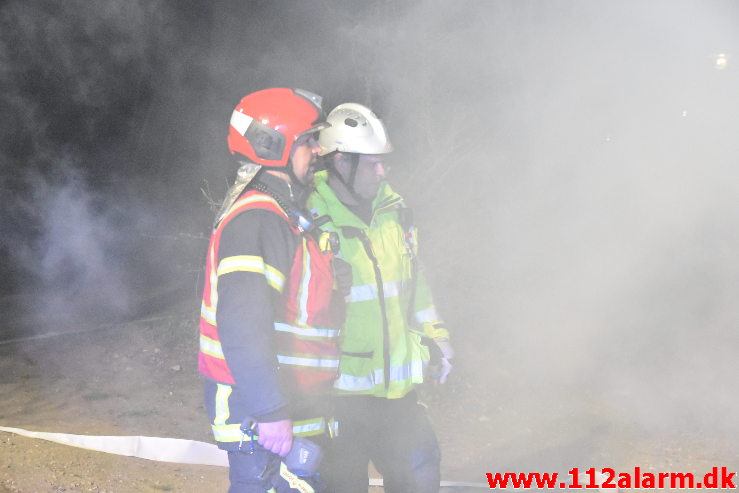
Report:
369,478,490,489
0,426,228,467
0,426,489,488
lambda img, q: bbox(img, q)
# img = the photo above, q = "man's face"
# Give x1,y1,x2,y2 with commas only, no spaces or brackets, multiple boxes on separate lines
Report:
340,154,387,201
290,134,321,186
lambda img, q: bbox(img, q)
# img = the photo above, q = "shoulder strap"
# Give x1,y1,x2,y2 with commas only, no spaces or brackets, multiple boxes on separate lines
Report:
218,189,299,234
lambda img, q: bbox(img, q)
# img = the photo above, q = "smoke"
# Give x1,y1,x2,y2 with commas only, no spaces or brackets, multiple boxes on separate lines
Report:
8,160,134,329
0,0,206,330
418,2,739,455
283,0,739,461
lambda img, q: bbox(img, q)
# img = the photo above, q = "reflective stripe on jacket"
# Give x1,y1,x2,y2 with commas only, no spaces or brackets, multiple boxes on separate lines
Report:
306,171,447,399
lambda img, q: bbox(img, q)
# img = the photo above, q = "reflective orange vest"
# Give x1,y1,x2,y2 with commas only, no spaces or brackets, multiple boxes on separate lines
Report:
199,189,339,393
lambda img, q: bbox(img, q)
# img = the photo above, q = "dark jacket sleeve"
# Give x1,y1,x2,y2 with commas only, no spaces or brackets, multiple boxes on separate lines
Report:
215,209,296,422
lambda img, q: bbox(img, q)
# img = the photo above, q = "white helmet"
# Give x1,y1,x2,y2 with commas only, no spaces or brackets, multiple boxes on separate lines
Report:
318,103,393,156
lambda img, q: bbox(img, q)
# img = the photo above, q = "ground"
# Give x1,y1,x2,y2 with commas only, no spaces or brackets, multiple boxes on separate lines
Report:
1,295,737,492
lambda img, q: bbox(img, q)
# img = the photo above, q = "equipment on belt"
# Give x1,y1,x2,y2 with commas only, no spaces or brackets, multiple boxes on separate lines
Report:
239,417,324,478
285,436,323,477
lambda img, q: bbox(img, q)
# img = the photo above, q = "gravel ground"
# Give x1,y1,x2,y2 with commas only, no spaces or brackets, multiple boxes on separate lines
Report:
1,300,737,492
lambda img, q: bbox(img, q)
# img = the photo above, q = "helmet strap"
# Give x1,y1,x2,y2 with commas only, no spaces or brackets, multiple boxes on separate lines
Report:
347,153,360,194
329,153,365,204
286,162,301,191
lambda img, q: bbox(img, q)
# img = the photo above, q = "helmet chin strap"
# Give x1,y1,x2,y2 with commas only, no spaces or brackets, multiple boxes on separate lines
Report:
331,153,366,204
289,163,316,205
265,143,309,202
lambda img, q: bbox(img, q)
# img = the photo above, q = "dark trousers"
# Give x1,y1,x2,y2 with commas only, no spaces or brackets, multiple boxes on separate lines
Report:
227,447,326,493
324,392,441,493
204,380,329,492
227,448,280,492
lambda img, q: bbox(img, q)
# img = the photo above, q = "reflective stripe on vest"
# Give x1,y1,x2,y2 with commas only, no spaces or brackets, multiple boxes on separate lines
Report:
296,237,313,327
210,383,329,443
199,334,224,359
199,189,338,393
200,302,216,326
274,323,340,339
211,420,329,443
277,235,339,393
217,255,287,293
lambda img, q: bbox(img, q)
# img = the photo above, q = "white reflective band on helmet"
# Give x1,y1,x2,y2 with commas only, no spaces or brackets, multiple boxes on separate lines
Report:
273,323,340,339
345,281,401,303
277,355,339,369
230,110,254,136
414,305,440,324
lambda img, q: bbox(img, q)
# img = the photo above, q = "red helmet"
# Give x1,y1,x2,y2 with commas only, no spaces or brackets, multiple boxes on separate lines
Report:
227,88,327,168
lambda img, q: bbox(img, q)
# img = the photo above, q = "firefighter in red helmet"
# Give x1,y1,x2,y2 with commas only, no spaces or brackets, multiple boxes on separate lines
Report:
199,88,339,492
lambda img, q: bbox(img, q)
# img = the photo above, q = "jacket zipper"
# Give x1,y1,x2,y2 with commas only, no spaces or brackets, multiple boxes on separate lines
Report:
355,232,391,391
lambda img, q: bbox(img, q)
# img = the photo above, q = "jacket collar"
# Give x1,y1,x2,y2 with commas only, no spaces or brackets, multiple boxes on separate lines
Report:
251,171,298,210
312,170,403,227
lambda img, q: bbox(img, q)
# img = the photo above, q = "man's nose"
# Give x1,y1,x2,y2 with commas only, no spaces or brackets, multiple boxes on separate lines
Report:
310,138,321,154
375,162,386,178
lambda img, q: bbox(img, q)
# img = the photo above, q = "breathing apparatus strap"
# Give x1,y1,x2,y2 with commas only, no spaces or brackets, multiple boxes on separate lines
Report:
246,180,310,233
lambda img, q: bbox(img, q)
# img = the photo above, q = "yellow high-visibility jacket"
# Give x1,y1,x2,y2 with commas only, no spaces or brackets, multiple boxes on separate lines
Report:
307,171,449,399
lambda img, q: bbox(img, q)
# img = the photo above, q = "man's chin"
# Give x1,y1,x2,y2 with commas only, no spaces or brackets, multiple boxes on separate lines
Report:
363,184,383,200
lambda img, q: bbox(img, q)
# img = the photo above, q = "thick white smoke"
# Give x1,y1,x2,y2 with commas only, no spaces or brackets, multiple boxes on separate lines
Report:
255,0,739,469
18,161,133,330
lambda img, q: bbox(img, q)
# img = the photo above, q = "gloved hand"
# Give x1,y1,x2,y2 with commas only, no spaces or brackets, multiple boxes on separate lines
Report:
433,338,454,384
257,419,293,456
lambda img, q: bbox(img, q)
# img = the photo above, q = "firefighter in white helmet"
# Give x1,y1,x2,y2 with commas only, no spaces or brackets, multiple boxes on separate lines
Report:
307,103,454,492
